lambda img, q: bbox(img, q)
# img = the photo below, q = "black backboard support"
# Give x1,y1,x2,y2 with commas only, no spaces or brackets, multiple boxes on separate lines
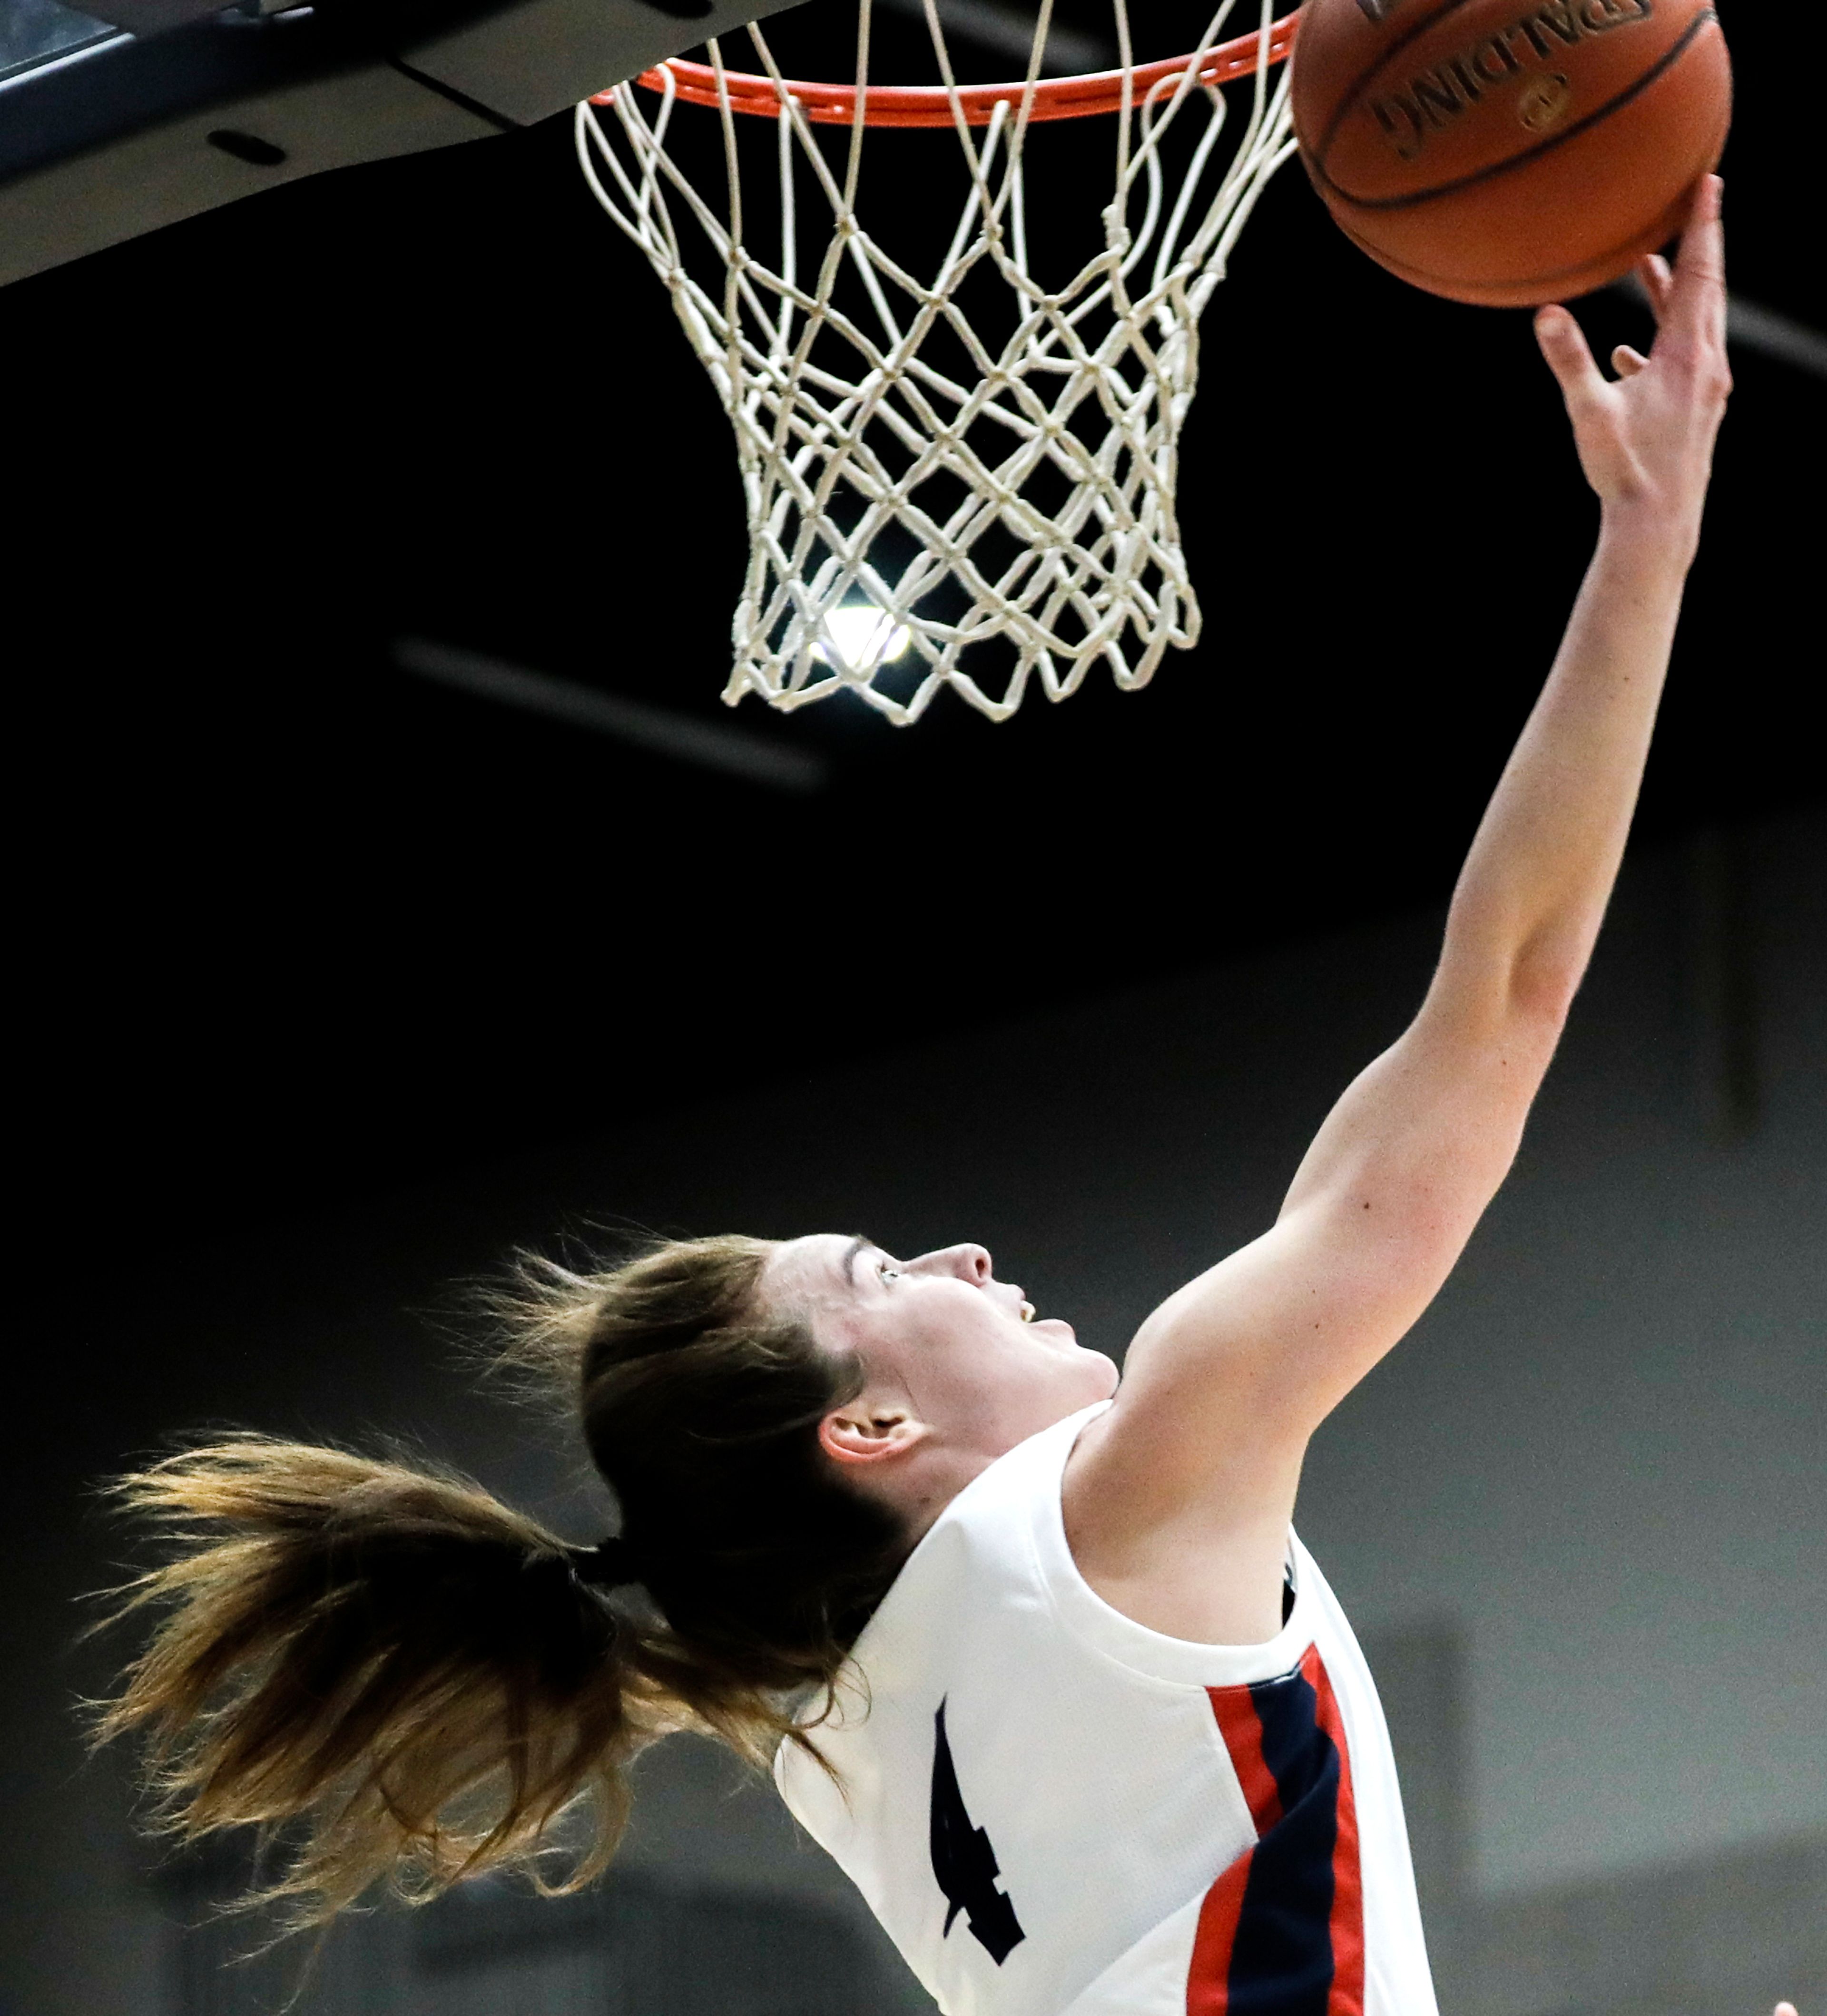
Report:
0,0,806,284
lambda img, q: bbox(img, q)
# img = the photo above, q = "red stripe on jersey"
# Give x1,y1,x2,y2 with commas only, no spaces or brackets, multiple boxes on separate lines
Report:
1186,1838,1252,2016
1305,1646,1366,2016
1208,1683,1283,1834
1187,1683,1276,2014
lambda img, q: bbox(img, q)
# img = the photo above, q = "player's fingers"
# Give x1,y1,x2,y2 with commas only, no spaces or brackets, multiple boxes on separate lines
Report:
1611,344,1649,379
1536,305,1607,408
1666,174,1727,354
1639,253,1674,323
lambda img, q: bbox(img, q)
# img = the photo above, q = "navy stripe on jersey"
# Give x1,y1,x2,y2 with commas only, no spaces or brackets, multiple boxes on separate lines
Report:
1227,1663,1340,2013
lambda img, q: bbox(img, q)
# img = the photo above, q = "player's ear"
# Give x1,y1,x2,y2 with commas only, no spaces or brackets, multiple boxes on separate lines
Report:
819,1405,930,1468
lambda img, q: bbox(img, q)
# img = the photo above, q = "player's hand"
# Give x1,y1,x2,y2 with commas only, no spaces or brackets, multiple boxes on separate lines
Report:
1532,174,1731,558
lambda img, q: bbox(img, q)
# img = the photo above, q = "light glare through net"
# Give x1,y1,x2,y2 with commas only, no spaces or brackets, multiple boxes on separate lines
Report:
816,603,914,676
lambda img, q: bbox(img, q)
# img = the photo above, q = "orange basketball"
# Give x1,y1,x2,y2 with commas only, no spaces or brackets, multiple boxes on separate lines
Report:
1291,0,1732,306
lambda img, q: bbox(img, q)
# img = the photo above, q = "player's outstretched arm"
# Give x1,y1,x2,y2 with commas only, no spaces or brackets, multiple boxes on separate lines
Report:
1066,183,1731,1637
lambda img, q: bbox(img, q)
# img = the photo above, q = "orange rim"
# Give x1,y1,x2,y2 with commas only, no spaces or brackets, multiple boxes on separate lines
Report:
610,9,1300,128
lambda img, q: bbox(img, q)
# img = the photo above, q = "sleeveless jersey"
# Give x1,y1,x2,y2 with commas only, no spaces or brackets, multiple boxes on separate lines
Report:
775,1402,1439,2016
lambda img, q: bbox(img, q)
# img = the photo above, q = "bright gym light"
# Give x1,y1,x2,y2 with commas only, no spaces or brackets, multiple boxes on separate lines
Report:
816,604,912,674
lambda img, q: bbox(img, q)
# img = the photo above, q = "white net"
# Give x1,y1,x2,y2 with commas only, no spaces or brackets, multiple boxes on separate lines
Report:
577,0,1296,725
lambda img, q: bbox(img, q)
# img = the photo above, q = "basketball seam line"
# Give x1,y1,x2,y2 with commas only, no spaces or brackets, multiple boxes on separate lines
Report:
1333,182,1687,293
1308,9,1718,213
1303,0,1493,161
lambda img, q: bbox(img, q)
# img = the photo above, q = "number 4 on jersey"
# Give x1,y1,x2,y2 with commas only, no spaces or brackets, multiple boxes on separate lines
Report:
929,1699,1026,1965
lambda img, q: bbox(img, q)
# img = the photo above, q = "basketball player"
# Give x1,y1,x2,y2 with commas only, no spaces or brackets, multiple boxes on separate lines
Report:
100,178,1797,2015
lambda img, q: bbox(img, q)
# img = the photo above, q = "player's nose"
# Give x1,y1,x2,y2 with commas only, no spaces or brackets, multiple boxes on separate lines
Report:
907,1243,994,1285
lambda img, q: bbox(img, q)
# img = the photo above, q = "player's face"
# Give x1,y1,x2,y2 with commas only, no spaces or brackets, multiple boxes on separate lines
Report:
765,1233,1120,1464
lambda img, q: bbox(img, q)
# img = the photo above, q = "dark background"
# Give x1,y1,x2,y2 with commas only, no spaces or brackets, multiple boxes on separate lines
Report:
4,0,1820,1255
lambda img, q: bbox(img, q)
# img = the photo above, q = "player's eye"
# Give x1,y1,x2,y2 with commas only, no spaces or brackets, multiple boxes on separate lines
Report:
877,1259,902,1283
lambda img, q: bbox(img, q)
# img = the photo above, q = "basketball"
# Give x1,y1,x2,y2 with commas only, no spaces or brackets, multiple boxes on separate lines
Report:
1291,0,1732,306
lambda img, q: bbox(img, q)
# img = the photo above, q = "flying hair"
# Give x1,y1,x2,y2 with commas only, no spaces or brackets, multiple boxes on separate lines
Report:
89,1234,907,1928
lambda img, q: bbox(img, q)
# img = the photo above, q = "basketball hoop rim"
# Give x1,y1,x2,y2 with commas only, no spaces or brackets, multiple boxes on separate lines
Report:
609,7,1301,129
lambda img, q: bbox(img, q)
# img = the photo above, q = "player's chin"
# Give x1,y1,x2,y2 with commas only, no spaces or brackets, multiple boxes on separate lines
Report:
1049,1335,1118,1393
1082,1348,1121,1398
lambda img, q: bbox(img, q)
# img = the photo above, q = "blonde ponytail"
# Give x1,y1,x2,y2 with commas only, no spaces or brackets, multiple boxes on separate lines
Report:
95,1438,664,1923
94,1235,907,1926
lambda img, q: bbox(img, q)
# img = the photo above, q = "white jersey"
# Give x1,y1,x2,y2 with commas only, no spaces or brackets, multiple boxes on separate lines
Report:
776,1402,1438,2016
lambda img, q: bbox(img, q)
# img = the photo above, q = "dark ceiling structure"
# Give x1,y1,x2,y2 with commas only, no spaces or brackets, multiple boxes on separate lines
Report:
7,0,1821,1259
